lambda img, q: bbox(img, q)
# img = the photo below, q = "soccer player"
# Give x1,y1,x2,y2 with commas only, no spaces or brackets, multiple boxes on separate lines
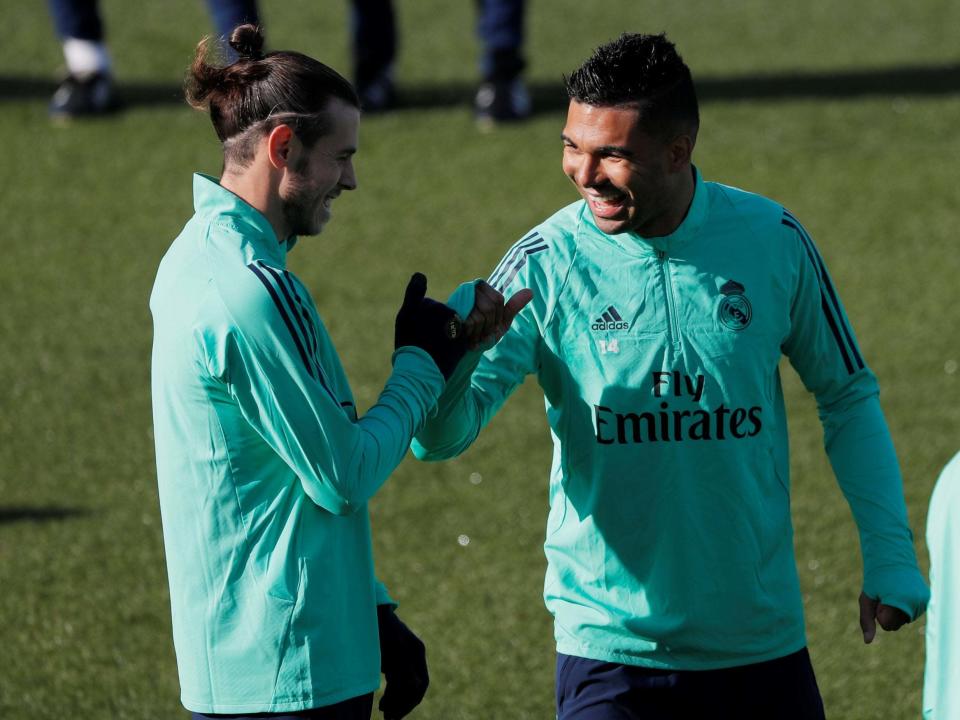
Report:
413,33,929,719
150,24,526,719
923,451,960,719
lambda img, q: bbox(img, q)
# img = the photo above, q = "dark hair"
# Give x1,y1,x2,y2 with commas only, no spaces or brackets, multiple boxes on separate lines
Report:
564,33,699,141
185,24,360,167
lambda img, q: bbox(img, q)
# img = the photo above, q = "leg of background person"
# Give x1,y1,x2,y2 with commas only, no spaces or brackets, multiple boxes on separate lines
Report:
204,0,260,61
205,0,260,41
473,0,529,125
351,0,397,111
47,0,118,117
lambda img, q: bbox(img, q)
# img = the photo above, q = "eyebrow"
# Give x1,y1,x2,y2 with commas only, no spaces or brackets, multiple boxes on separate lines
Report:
560,133,634,158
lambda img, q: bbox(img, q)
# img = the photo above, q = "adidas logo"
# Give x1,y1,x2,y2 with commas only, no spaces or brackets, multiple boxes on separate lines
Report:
591,305,629,331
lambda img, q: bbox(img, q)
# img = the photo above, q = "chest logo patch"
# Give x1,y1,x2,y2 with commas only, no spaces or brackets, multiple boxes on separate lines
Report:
591,305,629,332
718,280,752,331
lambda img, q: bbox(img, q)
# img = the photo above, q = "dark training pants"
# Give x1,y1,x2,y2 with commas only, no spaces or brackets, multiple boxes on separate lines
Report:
556,648,826,720
47,0,258,41
190,692,374,720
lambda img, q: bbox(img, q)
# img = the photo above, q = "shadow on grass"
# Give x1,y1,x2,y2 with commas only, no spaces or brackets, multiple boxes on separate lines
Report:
0,506,91,525
2,62,959,115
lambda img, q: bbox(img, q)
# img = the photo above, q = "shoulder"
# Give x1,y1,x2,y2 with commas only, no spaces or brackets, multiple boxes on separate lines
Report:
214,258,313,338
705,180,812,256
488,201,583,293
707,181,788,229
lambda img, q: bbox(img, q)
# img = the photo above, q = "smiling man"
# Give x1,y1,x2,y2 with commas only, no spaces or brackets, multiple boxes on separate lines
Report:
413,33,929,719
150,24,528,720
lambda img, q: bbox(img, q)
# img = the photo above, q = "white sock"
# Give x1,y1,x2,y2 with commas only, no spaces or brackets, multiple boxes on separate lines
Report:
62,38,112,78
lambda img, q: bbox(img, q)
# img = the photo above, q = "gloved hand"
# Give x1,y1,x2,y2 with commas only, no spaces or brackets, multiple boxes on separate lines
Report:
378,605,429,720
394,273,467,379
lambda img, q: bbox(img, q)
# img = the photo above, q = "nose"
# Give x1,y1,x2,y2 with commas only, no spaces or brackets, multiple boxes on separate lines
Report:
340,158,358,191
572,154,604,188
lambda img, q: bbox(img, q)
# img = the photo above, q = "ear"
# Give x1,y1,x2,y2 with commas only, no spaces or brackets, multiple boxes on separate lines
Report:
666,134,695,170
265,124,296,170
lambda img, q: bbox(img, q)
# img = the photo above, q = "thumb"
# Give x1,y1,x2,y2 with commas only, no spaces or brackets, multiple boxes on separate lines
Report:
504,288,534,322
402,273,427,311
859,591,878,644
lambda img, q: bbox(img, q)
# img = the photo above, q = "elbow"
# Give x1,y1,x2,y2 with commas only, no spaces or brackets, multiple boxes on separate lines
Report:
302,482,363,516
324,495,360,516
411,438,461,462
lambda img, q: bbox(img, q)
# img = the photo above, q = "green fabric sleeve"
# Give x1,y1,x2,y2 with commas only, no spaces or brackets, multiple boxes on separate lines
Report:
375,579,397,608
781,219,929,619
217,292,444,515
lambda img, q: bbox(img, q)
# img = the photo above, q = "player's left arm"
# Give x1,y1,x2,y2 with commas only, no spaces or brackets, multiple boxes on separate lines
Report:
780,211,929,641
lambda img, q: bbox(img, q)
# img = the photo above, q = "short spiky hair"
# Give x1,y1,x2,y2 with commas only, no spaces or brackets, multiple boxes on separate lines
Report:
565,33,699,141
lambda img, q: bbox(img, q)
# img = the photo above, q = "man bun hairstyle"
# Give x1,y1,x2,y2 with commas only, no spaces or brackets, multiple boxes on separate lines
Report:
185,24,360,167
228,23,265,61
565,33,699,142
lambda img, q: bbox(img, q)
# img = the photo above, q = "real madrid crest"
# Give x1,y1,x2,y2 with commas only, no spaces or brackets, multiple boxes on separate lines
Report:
718,279,752,331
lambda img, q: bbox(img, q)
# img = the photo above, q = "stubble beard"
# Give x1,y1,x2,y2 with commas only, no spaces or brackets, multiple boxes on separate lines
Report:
281,172,328,238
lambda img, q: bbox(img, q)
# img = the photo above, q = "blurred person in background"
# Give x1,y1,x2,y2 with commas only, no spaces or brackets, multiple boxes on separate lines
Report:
413,32,929,719
150,23,527,719
48,0,529,124
46,0,258,117
923,450,960,720
349,0,530,124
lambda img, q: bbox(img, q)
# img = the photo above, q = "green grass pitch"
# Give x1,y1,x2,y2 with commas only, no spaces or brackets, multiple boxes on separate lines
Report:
1,0,958,717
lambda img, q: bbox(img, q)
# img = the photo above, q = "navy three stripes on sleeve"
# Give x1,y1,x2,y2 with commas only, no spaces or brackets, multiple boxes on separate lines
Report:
247,261,339,402
782,211,865,375
488,230,549,292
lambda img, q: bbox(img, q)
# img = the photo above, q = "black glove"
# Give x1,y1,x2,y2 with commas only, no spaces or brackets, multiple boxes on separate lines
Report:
394,273,466,379
378,604,429,720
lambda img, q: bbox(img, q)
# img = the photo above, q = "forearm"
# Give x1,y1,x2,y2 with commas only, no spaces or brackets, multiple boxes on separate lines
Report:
334,347,445,504
411,349,484,460
824,394,929,619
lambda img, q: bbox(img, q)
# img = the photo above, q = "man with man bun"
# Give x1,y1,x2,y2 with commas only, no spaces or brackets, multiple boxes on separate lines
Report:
415,32,928,718
150,25,529,719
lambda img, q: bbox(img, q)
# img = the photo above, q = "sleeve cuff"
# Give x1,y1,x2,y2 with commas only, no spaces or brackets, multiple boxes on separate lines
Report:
863,566,931,621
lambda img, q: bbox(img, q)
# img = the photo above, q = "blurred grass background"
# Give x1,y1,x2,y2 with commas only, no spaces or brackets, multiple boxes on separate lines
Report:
1,0,958,717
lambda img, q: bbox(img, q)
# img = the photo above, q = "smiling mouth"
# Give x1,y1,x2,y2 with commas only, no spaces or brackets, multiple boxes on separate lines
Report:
586,191,627,218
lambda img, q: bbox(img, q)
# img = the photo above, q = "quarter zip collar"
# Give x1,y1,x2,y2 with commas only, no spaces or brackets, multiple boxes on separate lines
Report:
192,173,299,266
582,166,708,258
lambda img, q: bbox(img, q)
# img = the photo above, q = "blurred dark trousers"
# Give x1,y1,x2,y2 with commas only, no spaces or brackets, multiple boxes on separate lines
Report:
350,0,526,86
351,0,397,90
47,0,259,42
556,648,826,720
475,0,525,81
191,692,373,720
48,0,102,41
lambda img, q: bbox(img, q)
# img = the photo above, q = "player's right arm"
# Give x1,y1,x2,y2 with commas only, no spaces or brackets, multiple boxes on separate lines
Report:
207,265,447,515
412,232,551,461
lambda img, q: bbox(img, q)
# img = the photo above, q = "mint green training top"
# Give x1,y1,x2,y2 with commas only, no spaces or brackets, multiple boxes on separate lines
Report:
415,167,928,670
924,451,960,719
150,174,444,713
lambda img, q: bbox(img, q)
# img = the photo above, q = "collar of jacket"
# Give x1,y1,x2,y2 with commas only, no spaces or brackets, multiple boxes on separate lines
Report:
192,173,299,265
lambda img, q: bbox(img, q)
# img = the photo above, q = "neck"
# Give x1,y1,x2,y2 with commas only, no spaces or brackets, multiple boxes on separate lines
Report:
219,164,289,243
647,165,696,238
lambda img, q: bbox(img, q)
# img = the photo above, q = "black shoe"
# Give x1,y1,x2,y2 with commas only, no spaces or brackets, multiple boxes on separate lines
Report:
474,79,531,129
49,72,120,119
358,72,396,114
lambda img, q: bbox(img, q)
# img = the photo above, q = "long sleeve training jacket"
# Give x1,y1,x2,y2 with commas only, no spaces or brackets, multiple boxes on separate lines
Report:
151,174,444,712
414,167,928,670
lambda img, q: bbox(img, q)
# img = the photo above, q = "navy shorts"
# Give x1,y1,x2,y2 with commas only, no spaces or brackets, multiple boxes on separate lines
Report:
556,648,825,720
190,692,373,720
